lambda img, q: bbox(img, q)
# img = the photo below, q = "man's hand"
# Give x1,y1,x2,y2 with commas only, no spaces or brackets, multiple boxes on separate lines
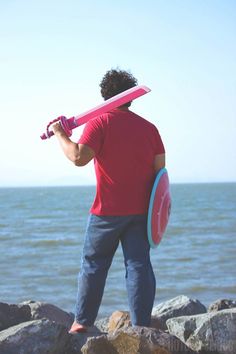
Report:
52,122,66,136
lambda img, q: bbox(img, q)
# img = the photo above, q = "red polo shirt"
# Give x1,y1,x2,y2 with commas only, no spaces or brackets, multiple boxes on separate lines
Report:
78,109,165,216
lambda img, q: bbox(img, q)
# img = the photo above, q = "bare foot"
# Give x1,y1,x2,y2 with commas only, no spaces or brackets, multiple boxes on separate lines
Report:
69,321,87,334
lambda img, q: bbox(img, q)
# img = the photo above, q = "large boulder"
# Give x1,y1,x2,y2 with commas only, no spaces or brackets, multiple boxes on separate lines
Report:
0,319,72,354
20,300,73,328
208,299,236,312
81,326,196,354
166,308,236,353
151,295,206,330
0,302,31,331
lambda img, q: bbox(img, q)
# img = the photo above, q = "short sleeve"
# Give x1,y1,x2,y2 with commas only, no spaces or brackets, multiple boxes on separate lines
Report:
78,117,104,156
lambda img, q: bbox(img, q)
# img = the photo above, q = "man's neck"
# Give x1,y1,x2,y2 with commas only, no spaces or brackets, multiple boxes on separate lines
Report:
116,106,129,111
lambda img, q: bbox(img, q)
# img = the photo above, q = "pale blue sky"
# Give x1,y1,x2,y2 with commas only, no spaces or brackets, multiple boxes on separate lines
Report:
0,0,235,186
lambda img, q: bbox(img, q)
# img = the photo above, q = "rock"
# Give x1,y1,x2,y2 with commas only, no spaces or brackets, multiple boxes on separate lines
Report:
94,316,109,333
81,326,196,354
81,335,117,354
0,302,31,331
108,310,131,332
68,321,107,353
208,299,236,312
151,295,206,330
110,326,196,354
0,318,72,354
20,300,73,328
166,308,236,354
69,331,99,354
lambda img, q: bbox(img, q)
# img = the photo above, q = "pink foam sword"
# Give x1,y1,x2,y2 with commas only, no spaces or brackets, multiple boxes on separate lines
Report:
40,85,151,140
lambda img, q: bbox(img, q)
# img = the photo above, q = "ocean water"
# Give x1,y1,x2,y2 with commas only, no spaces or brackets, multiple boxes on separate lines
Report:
0,183,235,317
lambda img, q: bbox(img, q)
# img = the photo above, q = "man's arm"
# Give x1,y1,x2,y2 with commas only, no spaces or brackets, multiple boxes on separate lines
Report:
154,153,166,174
52,123,95,166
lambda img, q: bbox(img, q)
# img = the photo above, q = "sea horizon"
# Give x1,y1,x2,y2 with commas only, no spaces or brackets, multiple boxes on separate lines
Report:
1,180,236,189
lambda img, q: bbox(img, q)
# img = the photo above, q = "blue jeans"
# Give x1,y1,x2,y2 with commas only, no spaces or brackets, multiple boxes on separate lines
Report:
75,214,156,327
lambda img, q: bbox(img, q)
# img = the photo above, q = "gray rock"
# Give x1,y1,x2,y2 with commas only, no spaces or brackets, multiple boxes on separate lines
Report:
0,302,31,331
0,318,72,354
151,295,206,330
68,322,107,353
208,299,236,312
81,326,196,354
167,308,236,354
68,331,97,354
20,300,73,328
94,316,109,333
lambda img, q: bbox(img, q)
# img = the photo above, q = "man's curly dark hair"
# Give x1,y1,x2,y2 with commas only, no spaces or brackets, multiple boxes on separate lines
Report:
100,69,138,107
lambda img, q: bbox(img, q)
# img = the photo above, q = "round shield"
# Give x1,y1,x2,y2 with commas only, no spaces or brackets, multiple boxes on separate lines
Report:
147,168,171,248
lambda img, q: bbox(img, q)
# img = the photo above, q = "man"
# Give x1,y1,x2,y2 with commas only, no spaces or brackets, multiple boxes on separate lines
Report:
52,69,165,333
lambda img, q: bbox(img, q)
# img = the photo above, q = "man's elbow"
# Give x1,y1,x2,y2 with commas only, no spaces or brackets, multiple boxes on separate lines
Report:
73,157,88,167
154,153,166,173
72,144,95,167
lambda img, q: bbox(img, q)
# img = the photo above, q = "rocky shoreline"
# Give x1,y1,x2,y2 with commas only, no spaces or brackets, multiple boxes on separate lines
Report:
0,295,235,353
